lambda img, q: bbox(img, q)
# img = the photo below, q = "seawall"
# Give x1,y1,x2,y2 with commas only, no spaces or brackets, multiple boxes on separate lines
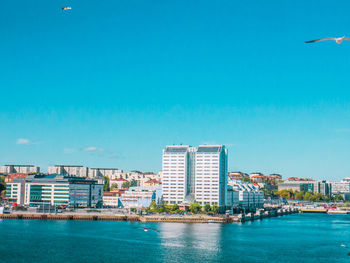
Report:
0,208,299,223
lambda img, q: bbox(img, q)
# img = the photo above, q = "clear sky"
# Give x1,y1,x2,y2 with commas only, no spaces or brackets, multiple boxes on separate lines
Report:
1,0,350,179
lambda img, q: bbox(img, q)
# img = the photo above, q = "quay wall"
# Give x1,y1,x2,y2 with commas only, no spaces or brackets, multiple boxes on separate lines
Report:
0,208,298,223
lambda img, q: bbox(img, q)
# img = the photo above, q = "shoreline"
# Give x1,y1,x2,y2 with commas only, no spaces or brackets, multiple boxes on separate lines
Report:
0,208,299,223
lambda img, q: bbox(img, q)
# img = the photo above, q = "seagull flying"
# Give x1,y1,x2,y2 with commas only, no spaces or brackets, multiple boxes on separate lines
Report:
305,36,350,44
62,7,72,11
135,227,159,233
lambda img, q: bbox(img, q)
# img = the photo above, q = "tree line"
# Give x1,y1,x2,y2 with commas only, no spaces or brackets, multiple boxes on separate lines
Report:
144,201,219,215
274,189,344,202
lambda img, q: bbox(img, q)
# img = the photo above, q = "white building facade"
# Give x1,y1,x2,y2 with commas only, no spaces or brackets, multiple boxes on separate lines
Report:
162,146,191,205
194,145,228,207
162,145,228,210
88,168,123,178
0,165,40,174
48,165,88,177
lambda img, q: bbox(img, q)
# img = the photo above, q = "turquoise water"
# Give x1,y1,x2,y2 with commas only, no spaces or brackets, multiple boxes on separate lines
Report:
1,214,350,262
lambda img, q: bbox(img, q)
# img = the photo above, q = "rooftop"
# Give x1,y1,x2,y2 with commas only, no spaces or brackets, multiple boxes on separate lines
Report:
164,146,189,153
197,145,222,153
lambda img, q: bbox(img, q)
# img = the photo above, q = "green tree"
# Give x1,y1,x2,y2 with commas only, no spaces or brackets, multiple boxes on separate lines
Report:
333,194,344,202
0,175,6,191
295,191,305,200
204,204,211,213
111,183,119,190
103,176,110,192
189,202,201,214
212,204,219,214
171,203,179,212
130,179,138,187
122,181,131,189
240,177,252,183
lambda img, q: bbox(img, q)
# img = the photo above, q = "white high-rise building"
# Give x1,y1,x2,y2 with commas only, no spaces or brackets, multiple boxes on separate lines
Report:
194,145,228,207
162,146,192,204
0,165,40,174
161,145,228,209
48,165,88,177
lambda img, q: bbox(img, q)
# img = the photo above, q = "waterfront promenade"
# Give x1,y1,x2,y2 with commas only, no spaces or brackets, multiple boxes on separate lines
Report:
0,207,298,223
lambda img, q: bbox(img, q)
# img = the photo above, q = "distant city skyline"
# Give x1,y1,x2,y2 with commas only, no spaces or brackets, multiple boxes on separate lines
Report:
2,0,350,180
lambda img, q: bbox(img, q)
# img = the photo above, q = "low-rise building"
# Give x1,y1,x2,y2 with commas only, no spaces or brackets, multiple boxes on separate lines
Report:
228,172,248,180
120,186,162,209
278,179,314,192
266,174,282,184
226,185,240,208
143,179,161,186
228,179,264,210
249,173,265,183
110,178,128,189
103,192,121,207
5,173,29,183
328,180,350,200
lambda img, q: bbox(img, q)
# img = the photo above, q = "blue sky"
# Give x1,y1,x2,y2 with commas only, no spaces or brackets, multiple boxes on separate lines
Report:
1,0,350,179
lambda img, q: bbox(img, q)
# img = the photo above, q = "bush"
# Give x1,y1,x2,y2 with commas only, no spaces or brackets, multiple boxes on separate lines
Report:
13,206,27,211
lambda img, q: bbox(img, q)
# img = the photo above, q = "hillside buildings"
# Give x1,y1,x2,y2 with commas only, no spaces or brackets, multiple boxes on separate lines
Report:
0,165,40,174
162,145,228,210
277,178,350,199
88,168,123,178
48,165,88,177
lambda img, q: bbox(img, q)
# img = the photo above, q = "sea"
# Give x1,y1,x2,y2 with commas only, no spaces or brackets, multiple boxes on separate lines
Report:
1,213,350,263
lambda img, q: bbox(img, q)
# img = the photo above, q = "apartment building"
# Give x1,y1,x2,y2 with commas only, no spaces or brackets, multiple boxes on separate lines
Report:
88,168,123,178
48,165,88,177
0,165,40,174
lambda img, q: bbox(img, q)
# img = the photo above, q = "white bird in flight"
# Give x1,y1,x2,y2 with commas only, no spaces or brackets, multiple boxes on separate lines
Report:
305,36,350,44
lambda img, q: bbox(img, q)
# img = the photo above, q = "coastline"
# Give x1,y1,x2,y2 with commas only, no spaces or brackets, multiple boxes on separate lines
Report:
0,208,299,223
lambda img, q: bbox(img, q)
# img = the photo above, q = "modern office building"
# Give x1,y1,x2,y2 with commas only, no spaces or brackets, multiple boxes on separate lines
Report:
162,144,228,210
0,165,40,174
48,165,88,177
6,174,102,207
